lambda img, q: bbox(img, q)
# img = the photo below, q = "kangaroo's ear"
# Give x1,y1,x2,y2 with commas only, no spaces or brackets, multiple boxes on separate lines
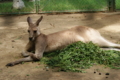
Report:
27,16,32,26
36,16,43,26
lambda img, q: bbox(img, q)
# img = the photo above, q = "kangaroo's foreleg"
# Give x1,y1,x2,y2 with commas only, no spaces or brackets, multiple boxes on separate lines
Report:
6,37,47,66
30,37,47,61
6,41,35,66
21,41,35,57
6,46,45,67
6,51,38,66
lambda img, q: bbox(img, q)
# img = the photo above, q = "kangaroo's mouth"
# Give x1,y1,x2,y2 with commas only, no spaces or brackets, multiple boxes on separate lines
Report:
29,37,34,41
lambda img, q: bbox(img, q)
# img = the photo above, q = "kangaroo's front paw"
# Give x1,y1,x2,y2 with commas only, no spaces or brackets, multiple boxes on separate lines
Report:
6,63,14,67
21,52,29,57
29,54,39,61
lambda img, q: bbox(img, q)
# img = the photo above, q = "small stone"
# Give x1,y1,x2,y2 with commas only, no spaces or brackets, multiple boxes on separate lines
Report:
99,73,101,75
105,73,109,75
94,71,96,73
12,40,15,42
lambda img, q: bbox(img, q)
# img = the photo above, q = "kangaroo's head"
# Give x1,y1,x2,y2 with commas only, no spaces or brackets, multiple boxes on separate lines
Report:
27,16,43,41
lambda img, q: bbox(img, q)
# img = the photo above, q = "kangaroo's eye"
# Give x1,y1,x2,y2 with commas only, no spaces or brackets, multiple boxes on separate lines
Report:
34,30,37,33
28,30,30,33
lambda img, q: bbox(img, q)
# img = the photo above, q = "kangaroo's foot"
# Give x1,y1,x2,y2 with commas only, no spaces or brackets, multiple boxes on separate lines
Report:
6,63,15,67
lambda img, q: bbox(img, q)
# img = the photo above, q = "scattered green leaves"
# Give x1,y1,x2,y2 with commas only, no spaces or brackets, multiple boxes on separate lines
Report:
40,41,120,72
0,42,2,44
26,74,30,76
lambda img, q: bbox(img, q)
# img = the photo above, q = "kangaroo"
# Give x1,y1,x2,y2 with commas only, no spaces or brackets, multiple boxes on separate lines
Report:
6,16,120,66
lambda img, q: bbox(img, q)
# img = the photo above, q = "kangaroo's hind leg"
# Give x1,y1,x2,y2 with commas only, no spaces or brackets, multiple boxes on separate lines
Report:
6,56,34,66
93,35,120,50
101,47,120,51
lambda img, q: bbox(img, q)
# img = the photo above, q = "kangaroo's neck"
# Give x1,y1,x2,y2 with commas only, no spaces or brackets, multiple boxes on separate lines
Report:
35,33,47,43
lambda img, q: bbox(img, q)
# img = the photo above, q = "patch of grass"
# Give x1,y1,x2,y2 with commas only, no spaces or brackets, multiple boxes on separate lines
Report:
40,41,120,72
0,42,2,44
0,0,35,13
40,0,108,11
0,0,108,13
26,74,30,76
35,66,42,68
1,0,120,13
116,0,120,10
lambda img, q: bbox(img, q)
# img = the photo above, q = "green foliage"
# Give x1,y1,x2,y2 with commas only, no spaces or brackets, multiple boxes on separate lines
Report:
116,0,120,10
0,0,107,14
40,0,107,11
40,41,120,72
0,0,34,13
2,0,120,13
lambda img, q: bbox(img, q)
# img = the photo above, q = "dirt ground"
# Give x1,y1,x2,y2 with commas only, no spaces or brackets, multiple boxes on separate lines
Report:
0,12,120,80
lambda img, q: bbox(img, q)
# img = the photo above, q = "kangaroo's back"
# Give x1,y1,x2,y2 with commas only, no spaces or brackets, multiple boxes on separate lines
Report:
45,26,99,52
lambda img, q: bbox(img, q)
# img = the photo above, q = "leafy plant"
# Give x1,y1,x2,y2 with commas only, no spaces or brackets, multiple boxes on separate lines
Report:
40,41,120,72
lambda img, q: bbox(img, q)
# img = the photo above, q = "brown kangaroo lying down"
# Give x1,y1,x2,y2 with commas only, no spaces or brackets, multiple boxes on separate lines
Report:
6,16,120,66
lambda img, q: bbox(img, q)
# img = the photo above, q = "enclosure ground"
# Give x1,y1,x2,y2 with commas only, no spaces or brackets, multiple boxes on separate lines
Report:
0,13,120,80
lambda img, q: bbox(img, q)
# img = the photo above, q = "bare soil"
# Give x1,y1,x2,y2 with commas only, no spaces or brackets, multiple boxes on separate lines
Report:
0,13,120,80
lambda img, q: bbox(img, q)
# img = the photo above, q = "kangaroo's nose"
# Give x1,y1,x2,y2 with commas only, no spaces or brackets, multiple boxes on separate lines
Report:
29,37,32,41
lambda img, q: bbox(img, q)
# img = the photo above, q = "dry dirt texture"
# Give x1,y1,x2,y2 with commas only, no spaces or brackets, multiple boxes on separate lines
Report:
0,13,120,80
